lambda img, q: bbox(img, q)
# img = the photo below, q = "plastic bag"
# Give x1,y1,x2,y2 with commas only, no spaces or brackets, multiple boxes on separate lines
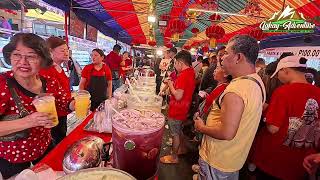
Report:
92,99,116,133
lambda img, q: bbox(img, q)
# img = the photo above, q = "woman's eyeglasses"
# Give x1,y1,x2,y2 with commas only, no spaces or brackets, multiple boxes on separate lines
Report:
11,53,39,63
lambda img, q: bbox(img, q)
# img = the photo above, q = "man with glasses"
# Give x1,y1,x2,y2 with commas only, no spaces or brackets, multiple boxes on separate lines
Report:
160,50,196,164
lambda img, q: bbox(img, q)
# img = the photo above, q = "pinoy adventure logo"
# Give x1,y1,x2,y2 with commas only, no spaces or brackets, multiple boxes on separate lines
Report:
260,5,316,33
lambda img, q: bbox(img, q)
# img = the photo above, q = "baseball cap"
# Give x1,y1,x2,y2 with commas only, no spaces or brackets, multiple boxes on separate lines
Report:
270,56,307,78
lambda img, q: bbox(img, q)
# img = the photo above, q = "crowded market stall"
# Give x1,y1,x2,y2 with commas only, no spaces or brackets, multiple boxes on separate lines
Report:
1,0,320,180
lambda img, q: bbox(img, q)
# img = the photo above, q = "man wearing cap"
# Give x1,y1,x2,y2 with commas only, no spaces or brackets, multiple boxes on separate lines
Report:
194,35,265,179
252,56,320,180
105,44,125,92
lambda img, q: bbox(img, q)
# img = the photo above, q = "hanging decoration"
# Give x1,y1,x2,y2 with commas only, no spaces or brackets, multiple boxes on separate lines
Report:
209,13,221,23
183,45,191,50
191,27,200,36
194,0,218,10
244,0,262,16
248,28,265,40
165,43,173,48
148,40,157,47
167,19,186,42
185,10,201,23
205,25,225,48
159,14,170,34
172,33,180,42
202,46,209,53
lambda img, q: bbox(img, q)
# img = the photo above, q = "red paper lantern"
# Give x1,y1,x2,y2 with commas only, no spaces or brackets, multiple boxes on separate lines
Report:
202,46,209,52
248,28,265,40
148,41,156,47
205,25,225,39
165,43,173,48
191,27,200,34
209,13,221,22
160,14,170,21
168,19,186,34
184,45,191,50
195,0,209,5
206,25,224,48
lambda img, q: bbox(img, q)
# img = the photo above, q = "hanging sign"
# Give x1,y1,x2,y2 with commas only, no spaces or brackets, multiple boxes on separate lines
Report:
260,46,320,58
260,5,316,33
86,24,97,42
69,11,85,39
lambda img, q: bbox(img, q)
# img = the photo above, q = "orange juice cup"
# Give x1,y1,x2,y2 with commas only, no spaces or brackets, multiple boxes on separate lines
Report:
32,93,59,127
74,90,91,120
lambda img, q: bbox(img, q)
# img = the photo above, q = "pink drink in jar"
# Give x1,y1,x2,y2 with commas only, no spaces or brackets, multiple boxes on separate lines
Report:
112,109,165,180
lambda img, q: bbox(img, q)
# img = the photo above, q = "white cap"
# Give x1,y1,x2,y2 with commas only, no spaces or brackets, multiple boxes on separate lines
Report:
270,56,307,78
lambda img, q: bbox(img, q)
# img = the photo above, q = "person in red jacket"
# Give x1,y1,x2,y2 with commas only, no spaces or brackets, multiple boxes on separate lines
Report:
160,50,196,164
39,36,71,145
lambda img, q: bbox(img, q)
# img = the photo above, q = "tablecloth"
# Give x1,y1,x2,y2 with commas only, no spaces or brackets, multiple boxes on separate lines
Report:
38,113,112,171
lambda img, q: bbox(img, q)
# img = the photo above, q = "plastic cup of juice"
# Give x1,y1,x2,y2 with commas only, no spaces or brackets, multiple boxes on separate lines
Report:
74,90,91,120
32,93,59,127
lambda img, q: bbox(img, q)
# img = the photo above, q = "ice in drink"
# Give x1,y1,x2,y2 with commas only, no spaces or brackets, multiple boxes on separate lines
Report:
112,109,165,180
32,94,59,127
75,90,91,120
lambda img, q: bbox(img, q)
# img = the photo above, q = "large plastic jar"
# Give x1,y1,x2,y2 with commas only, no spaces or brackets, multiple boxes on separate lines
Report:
112,109,165,180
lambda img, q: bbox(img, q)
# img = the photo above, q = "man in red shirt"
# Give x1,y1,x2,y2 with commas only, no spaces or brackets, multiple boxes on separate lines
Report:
104,44,124,92
160,50,196,164
252,56,320,180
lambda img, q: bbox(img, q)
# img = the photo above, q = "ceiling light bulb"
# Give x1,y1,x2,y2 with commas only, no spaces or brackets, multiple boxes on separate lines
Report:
148,15,156,23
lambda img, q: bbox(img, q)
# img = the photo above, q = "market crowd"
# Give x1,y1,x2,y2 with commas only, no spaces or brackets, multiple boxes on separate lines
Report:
156,35,320,180
1,32,320,180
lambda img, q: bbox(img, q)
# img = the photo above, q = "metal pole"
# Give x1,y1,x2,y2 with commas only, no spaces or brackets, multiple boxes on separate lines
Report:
20,0,24,31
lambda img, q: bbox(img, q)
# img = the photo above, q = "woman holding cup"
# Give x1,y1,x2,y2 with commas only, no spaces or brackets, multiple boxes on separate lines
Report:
39,36,71,145
0,33,74,178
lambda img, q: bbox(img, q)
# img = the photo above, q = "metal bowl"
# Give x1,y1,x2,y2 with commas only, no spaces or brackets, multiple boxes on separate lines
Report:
58,167,136,180
62,136,105,173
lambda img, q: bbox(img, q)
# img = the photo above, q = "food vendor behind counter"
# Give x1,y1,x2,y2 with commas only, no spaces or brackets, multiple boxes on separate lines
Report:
79,48,112,111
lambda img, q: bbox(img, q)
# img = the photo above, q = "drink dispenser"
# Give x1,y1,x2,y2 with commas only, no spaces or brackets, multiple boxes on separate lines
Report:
112,109,165,180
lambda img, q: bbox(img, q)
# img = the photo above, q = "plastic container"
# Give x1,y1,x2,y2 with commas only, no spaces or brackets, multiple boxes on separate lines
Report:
127,94,162,113
58,167,136,180
112,109,165,180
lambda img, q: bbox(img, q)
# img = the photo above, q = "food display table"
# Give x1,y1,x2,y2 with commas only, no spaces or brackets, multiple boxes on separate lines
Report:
38,113,112,171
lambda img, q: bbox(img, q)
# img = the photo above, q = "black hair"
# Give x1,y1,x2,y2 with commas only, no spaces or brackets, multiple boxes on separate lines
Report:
256,58,265,65
169,47,177,54
278,52,294,62
292,57,308,73
202,58,210,66
175,50,192,66
123,51,129,55
217,46,226,53
228,35,259,64
197,56,203,62
226,75,233,82
113,44,122,52
92,48,105,58
3,33,53,67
